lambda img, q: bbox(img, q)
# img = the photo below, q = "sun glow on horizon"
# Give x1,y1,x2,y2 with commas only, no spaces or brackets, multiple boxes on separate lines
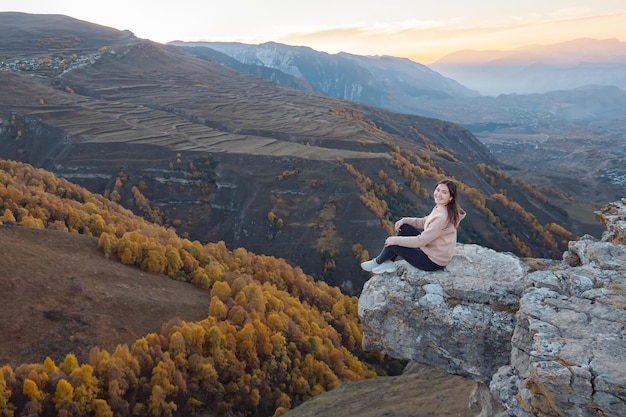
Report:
273,11,626,64
2,1,625,64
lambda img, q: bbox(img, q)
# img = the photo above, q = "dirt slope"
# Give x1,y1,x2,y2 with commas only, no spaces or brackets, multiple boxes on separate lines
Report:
0,224,210,367
284,363,475,417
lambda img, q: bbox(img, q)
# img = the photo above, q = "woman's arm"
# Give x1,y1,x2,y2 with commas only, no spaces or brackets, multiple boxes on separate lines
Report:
395,216,426,231
386,212,447,248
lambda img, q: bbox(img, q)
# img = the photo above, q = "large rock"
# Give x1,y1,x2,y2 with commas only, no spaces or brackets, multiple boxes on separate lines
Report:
359,245,528,383
358,200,626,417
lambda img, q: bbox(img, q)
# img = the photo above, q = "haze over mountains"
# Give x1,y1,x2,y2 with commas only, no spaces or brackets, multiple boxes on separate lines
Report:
174,38,626,97
430,37,626,95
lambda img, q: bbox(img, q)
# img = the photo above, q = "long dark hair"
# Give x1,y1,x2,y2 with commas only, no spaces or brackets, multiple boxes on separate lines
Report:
438,179,462,228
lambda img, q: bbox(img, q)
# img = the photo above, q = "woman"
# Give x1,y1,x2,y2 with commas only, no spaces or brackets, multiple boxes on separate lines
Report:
361,179,465,274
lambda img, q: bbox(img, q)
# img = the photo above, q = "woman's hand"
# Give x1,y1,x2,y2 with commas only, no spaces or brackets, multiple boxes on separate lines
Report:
385,236,397,246
394,218,405,232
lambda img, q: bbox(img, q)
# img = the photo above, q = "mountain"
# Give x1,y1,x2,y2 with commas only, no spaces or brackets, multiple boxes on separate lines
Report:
0,12,602,295
0,11,135,56
430,38,626,96
170,40,480,110
180,45,317,92
172,39,626,205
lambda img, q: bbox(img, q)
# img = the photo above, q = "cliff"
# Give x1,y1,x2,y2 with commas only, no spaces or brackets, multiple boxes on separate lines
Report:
358,200,626,417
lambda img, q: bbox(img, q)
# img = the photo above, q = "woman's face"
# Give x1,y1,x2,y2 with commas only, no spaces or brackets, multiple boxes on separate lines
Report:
433,183,452,207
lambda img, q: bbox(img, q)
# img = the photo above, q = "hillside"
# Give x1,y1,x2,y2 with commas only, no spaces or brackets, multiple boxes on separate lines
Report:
0,159,476,417
0,12,134,57
0,224,474,417
0,12,603,294
172,40,479,104
0,225,210,366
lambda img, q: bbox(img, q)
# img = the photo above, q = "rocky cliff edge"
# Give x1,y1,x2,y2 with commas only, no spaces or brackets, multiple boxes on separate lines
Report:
358,200,626,417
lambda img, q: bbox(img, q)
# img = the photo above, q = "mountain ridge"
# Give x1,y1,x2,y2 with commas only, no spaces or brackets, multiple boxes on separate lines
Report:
433,37,626,66
172,37,626,203
171,40,479,103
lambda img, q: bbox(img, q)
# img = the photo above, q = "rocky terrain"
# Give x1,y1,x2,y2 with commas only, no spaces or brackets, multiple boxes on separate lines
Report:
359,199,626,416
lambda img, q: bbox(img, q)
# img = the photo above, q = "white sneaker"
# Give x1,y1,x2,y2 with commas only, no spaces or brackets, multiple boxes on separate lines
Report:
372,260,396,274
361,259,379,271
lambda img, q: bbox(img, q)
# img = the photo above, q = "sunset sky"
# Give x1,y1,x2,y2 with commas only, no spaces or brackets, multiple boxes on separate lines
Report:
3,0,625,63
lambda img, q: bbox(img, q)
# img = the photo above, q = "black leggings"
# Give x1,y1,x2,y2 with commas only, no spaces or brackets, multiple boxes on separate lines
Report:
375,224,445,271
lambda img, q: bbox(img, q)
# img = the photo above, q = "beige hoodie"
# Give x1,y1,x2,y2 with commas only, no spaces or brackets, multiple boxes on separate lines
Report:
387,206,466,266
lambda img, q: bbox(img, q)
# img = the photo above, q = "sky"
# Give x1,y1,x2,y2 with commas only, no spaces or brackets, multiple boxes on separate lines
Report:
3,0,626,63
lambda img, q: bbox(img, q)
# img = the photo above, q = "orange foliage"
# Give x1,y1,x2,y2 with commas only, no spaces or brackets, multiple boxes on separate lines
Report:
0,160,384,417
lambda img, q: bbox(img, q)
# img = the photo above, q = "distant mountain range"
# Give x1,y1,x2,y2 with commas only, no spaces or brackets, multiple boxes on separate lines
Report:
172,38,626,97
430,38,626,96
170,40,479,114
171,39,626,193
171,40,626,127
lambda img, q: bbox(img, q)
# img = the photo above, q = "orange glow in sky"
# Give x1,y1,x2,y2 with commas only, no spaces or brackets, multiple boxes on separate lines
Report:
3,0,626,63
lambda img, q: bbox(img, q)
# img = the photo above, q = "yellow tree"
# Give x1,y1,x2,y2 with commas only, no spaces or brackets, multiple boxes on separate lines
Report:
70,364,99,416
210,281,231,303
98,232,117,259
141,243,167,274
164,246,184,277
62,353,79,375
23,378,45,413
94,399,113,417
235,323,260,370
208,296,228,320
0,369,15,417
0,209,15,224
53,379,74,413
19,215,45,229
148,361,177,417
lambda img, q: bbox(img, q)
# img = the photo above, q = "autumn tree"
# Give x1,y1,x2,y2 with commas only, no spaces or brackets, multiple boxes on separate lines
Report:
0,209,15,224
0,375,14,417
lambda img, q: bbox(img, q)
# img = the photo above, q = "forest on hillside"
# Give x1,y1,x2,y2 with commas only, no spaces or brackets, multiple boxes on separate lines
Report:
0,155,579,416
0,160,387,417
